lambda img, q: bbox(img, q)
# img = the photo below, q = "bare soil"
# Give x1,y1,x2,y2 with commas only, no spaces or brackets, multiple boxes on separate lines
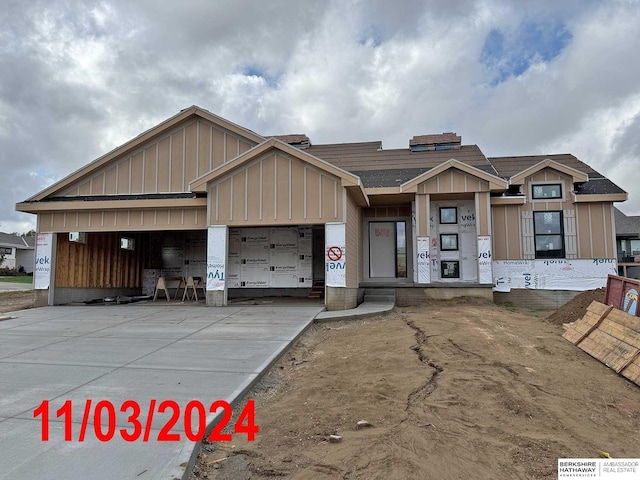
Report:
0,291,34,315
546,288,606,325
192,299,640,480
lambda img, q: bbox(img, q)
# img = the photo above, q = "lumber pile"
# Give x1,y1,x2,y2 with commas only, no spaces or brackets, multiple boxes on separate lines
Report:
563,301,640,386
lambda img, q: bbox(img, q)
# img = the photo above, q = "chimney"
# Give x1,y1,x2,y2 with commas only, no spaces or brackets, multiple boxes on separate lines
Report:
409,132,461,152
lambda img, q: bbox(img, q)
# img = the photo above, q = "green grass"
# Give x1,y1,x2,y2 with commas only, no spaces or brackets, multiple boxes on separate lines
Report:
0,276,34,284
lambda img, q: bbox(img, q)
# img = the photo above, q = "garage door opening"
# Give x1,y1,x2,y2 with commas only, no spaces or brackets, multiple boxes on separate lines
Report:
226,225,325,305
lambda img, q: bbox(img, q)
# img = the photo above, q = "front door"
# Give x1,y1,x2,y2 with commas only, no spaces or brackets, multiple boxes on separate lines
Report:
369,221,407,278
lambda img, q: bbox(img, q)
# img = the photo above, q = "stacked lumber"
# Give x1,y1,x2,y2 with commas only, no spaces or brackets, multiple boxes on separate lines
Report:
563,301,640,386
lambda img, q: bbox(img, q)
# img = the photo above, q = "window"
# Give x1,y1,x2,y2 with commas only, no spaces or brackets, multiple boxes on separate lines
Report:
533,211,564,258
440,207,457,224
440,234,458,251
532,184,562,199
441,261,460,278
0,247,12,255
120,237,135,251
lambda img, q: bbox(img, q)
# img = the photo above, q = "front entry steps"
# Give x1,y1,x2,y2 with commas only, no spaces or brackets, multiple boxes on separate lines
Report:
309,280,325,299
364,288,396,304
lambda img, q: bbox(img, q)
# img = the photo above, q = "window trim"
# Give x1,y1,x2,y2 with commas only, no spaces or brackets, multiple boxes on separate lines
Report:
441,260,460,279
530,181,564,201
440,233,459,251
439,207,458,224
533,211,565,259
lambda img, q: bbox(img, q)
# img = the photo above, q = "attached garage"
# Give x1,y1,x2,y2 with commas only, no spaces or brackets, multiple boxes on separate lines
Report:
18,106,625,311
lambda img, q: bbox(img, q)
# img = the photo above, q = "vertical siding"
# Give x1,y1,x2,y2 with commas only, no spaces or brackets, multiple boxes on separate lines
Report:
345,193,361,288
476,192,490,236
590,203,606,257
54,119,259,197
492,205,508,259
207,151,343,226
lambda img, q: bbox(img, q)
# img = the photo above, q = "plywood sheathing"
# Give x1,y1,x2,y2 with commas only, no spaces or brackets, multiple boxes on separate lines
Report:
563,301,640,386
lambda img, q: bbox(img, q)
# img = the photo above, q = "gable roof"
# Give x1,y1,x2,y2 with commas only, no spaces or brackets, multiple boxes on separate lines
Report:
189,138,369,206
0,232,33,249
488,153,597,179
400,159,508,192
26,106,265,202
506,158,588,184
614,207,640,237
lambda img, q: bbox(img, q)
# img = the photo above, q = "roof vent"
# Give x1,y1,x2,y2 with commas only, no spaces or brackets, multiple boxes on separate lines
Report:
409,132,461,152
270,134,311,150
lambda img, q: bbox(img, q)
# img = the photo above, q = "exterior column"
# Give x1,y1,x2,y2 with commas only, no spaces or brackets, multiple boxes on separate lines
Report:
415,193,431,284
325,222,350,310
34,232,56,307
475,192,492,284
206,225,228,306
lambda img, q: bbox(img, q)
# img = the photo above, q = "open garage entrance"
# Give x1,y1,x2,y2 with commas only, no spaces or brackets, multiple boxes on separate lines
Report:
226,225,325,303
50,225,325,305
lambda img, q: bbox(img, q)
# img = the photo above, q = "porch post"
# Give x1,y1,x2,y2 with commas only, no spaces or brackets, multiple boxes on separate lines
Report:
34,232,56,307
206,225,228,306
415,193,431,284
325,222,347,310
475,192,493,284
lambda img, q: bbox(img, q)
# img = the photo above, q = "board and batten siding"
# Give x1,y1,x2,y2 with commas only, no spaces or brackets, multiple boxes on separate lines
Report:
207,151,344,226
417,169,490,194
37,207,208,233
345,192,362,288
56,119,256,197
492,167,616,260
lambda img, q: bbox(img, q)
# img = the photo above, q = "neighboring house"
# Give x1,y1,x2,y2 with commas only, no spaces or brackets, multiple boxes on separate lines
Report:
614,207,640,279
16,106,627,308
0,232,35,273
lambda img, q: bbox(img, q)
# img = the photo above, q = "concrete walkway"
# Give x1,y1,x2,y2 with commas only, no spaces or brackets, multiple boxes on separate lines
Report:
0,304,323,480
315,300,395,322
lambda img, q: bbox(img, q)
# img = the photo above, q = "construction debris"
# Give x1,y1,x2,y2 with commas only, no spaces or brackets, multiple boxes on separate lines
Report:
563,301,640,386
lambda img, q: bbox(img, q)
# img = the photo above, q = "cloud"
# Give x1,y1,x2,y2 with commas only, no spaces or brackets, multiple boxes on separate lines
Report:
1,0,640,235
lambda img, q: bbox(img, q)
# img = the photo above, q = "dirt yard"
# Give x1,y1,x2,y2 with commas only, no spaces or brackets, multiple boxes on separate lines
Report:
0,291,34,315
192,298,640,480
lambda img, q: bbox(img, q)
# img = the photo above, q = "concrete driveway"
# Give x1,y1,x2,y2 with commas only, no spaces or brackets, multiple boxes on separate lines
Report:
0,304,323,480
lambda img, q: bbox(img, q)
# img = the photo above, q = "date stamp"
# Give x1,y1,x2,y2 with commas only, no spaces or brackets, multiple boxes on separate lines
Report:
33,399,258,442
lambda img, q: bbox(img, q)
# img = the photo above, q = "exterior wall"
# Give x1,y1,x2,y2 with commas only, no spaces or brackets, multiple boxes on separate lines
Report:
57,119,256,197
207,151,344,226
491,204,523,260
0,247,16,269
575,203,616,258
37,207,207,233
417,169,490,194
15,248,35,273
345,192,362,289
492,167,616,260
54,233,142,289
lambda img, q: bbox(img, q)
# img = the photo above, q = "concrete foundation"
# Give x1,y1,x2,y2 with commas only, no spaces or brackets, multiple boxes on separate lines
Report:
325,287,361,311
54,288,141,305
493,289,581,310
206,290,226,306
34,289,48,307
228,288,312,299
395,286,493,306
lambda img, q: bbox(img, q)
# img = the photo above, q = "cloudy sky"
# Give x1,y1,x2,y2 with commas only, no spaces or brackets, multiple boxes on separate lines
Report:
1,0,639,234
